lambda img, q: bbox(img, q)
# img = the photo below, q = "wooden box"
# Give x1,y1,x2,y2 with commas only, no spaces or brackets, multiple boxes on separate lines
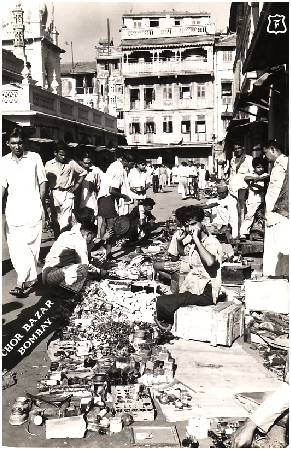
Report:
173,302,245,347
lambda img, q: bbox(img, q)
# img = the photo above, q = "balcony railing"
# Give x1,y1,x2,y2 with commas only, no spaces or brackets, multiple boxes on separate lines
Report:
123,59,212,76
121,24,211,40
2,83,117,133
127,132,213,146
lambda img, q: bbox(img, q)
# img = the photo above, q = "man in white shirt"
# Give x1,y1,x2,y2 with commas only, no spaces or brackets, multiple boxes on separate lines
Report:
98,149,131,256
1,128,47,297
177,162,190,199
77,153,102,224
42,208,109,296
228,144,253,238
155,206,222,331
262,140,288,277
45,144,87,236
128,161,149,202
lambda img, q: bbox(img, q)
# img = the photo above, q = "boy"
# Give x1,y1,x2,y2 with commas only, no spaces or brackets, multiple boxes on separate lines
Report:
240,157,269,239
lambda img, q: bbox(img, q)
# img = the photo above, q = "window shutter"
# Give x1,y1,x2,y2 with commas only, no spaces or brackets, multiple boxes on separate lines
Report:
129,123,132,135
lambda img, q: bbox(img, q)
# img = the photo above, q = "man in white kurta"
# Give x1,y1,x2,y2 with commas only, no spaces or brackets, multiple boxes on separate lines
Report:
1,130,47,296
262,141,288,277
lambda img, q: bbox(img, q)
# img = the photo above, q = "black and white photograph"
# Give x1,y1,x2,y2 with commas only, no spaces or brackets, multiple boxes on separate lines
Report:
1,1,289,448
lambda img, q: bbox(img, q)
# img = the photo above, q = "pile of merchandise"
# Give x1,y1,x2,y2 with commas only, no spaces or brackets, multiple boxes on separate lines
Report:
9,275,177,438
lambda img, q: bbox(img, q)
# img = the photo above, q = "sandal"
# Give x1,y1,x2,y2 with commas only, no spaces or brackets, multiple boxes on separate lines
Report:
9,286,28,298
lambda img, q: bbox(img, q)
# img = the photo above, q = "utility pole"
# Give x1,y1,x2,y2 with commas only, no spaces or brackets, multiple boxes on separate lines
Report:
70,41,74,71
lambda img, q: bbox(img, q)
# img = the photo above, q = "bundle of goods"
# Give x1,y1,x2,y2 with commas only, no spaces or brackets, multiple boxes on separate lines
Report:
108,255,154,281
111,384,155,421
246,311,288,380
152,381,198,422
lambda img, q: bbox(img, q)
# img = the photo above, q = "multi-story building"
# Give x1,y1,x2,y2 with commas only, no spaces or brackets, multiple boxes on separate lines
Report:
226,2,288,156
2,2,118,151
95,39,124,132
60,61,98,108
213,34,236,142
120,11,216,166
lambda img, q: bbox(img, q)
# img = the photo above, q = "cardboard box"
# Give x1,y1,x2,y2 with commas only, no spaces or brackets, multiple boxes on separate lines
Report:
173,302,245,347
244,278,289,314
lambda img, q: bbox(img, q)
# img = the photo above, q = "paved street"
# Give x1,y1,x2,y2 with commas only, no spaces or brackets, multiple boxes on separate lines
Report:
2,185,281,447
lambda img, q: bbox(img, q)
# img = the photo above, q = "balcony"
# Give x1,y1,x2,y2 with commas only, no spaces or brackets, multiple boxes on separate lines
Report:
2,83,117,133
121,24,212,40
122,59,212,77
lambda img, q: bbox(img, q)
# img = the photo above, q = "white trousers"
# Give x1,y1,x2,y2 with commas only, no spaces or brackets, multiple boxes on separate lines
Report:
263,218,289,277
228,194,239,238
240,200,261,236
6,220,42,284
179,177,188,199
51,191,75,231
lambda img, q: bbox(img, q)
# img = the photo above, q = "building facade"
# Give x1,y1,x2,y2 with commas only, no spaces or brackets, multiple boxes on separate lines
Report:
95,39,124,132
2,2,119,151
226,2,288,157
60,61,98,109
120,11,217,166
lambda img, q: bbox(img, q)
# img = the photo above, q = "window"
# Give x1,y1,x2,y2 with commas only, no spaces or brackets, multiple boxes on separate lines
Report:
117,111,124,119
100,85,104,96
222,118,230,131
133,20,142,28
197,83,206,98
129,120,141,134
175,19,180,26
116,85,123,95
163,85,173,100
221,81,232,105
181,120,191,134
130,88,140,109
145,120,156,134
144,87,155,107
180,85,191,99
150,19,159,27
163,116,173,133
223,50,233,62
195,119,206,133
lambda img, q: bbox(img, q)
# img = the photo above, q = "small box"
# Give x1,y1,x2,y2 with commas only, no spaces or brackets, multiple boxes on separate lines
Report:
245,278,289,314
221,263,252,285
173,302,244,347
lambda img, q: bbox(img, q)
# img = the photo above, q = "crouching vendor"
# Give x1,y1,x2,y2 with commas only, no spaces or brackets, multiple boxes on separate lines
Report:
42,207,109,296
154,205,222,332
127,197,156,241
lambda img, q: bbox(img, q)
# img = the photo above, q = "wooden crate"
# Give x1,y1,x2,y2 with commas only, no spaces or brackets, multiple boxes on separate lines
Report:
245,278,289,314
173,302,245,347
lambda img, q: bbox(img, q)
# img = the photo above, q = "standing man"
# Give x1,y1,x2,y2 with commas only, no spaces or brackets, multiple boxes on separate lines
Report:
98,149,131,256
1,128,47,297
45,143,87,236
228,144,253,238
262,140,288,277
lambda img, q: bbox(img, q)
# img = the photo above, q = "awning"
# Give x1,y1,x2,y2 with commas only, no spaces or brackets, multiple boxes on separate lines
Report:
243,3,289,73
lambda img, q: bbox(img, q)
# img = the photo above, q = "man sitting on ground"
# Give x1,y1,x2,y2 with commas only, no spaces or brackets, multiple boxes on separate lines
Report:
154,205,222,332
127,198,156,241
42,208,109,297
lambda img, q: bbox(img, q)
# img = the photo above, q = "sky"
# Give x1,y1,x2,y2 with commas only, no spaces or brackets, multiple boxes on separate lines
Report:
50,1,232,64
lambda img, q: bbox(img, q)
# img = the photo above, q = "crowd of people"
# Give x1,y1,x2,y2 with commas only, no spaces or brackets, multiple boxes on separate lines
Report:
1,127,289,448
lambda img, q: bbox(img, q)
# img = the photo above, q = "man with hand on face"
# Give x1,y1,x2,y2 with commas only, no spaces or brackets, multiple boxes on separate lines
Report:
1,127,47,297
45,143,87,237
154,205,222,332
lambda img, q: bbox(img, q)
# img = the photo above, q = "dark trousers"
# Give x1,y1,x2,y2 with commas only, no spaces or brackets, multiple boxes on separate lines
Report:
156,283,213,325
152,175,159,193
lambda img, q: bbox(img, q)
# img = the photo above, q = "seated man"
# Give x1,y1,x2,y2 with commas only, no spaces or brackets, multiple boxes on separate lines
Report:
127,197,156,241
154,205,222,332
42,208,109,296
202,183,232,240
